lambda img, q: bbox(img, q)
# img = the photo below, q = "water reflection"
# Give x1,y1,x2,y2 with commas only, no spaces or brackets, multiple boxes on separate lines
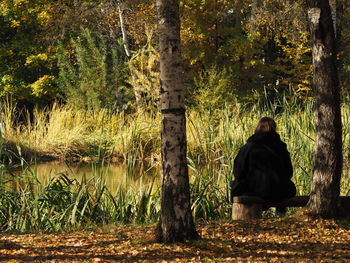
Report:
18,161,160,193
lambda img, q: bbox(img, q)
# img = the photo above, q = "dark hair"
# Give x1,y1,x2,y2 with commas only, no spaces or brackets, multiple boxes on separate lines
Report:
254,117,277,134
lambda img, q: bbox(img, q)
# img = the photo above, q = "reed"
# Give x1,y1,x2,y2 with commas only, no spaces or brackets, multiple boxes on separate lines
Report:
1,103,160,164
1,97,350,231
0,164,161,232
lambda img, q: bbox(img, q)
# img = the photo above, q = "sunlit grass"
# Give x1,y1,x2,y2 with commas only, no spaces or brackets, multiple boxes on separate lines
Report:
1,98,350,231
0,164,161,232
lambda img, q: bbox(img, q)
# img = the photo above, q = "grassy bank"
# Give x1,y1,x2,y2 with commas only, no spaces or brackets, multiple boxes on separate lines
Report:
0,164,161,232
1,101,350,231
3,100,349,195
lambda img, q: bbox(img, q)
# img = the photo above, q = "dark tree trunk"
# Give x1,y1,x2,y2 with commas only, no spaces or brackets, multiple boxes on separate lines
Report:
155,0,198,242
306,0,343,218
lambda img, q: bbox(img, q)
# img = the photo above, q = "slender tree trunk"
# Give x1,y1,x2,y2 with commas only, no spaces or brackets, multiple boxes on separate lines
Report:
117,1,131,58
250,0,258,25
329,0,337,36
155,0,198,242
115,1,144,106
306,0,342,218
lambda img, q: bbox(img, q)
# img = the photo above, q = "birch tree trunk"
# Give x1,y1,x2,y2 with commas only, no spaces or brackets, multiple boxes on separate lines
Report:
250,0,258,25
155,0,198,242
329,0,337,36
306,0,342,218
117,0,131,58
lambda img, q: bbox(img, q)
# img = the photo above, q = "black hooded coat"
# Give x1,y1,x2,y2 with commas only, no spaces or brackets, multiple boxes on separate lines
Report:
230,131,296,202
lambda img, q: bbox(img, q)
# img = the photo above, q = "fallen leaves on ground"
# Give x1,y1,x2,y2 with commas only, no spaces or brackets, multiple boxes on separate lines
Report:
1,214,350,262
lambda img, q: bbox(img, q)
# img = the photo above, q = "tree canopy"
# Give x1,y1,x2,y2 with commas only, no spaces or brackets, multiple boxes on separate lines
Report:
1,0,349,109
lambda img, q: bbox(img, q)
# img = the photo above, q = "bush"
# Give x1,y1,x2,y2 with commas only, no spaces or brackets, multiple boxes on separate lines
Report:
57,28,134,111
191,66,238,111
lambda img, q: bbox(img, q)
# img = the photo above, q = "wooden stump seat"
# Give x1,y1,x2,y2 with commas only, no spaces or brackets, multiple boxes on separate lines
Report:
232,195,350,220
231,196,263,220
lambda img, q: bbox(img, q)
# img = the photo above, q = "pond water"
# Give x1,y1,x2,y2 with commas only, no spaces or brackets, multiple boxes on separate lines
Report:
11,161,160,193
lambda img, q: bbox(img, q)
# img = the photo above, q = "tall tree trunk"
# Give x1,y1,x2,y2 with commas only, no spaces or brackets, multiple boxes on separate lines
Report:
115,1,144,106
117,1,131,58
155,0,198,242
250,0,259,25
329,0,337,36
306,0,342,218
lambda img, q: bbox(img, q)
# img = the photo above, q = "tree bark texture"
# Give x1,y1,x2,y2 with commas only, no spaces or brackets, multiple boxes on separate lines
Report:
155,0,198,242
328,0,345,44
329,0,337,36
335,0,344,47
306,0,342,218
232,203,262,220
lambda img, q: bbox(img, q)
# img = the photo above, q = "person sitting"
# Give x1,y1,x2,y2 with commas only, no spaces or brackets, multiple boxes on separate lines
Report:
230,117,296,214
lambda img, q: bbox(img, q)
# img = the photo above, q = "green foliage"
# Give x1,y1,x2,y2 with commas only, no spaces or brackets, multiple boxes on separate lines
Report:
247,0,313,96
0,75,29,100
3,98,350,231
191,66,237,111
180,0,315,101
57,28,133,110
0,0,57,103
2,0,350,107
0,167,161,232
30,75,57,97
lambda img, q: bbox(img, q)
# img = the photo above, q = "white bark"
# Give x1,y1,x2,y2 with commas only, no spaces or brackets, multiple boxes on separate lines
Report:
117,1,131,58
329,0,337,36
156,0,198,242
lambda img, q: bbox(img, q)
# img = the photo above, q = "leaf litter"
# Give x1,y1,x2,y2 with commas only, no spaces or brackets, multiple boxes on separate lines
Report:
1,213,350,262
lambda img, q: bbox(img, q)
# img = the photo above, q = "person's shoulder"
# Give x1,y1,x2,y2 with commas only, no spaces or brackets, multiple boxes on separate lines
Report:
274,133,287,146
275,137,290,154
269,131,288,146
237,141,255,154
238,142,248,151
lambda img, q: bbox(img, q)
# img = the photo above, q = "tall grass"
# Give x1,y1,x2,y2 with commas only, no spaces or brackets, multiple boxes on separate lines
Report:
1,103,160,166
0,164,160,232
1,97,350,232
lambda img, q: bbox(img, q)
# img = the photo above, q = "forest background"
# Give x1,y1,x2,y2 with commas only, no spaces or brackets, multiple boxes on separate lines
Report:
2,0,350,110
1,0,350,231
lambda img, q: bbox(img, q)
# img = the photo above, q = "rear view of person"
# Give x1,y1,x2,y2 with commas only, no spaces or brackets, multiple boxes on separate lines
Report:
230,117,296,209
